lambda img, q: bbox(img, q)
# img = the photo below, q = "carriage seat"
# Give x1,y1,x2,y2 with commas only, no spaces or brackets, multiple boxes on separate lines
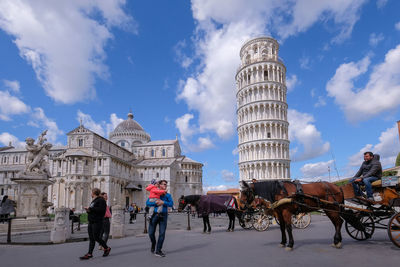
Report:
371,176,400,188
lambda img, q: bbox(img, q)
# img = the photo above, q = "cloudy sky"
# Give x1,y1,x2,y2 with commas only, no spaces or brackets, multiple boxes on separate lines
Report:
0,0,399,192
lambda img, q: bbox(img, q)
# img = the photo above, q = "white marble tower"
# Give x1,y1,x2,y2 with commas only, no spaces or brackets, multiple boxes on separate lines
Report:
236,37,290,181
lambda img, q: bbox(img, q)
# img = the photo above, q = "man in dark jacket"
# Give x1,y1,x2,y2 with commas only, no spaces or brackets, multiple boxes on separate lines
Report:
147,180,173,257
80,188,111,260
350,152,382,201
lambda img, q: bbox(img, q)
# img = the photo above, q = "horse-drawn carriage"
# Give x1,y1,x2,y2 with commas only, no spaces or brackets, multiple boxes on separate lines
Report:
341,176,400,246
240,176,400,250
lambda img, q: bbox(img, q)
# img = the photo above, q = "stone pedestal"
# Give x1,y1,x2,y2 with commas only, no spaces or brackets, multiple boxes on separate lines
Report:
50,208,71,243
110,205,125,238
11,173,54,218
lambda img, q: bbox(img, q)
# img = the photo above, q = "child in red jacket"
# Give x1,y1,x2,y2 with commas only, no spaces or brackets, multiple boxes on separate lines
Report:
146,179,166,218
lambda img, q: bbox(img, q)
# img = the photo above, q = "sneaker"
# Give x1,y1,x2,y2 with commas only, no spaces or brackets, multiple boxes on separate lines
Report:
155,251,166,257
80,254,93,260
151,243,156,253
98,245,104,250
103,247,111,257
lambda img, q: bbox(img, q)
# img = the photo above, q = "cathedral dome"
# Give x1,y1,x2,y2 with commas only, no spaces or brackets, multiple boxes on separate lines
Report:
109,112,151,148
114,112,144,132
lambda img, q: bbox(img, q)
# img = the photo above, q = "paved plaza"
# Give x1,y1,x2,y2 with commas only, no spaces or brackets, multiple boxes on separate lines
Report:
1,214,400,267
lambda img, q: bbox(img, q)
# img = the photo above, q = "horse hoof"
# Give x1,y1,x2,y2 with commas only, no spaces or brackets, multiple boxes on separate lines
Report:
331,242,342,249
285,247,293,251
279,244,285,248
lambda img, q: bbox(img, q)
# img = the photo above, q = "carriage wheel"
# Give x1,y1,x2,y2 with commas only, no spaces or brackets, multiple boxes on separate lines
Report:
252,211,271,231
345,213,375,241
239,213,254,229
292,213,311,229
387,212,400,248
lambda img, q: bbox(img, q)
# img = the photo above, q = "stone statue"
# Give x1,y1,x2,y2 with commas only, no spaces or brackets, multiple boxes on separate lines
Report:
24,130,52,175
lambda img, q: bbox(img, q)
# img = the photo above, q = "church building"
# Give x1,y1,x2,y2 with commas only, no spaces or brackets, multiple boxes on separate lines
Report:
0,111,203,212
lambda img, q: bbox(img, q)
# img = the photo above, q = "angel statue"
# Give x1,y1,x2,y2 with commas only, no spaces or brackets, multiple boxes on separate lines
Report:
24,130,52,175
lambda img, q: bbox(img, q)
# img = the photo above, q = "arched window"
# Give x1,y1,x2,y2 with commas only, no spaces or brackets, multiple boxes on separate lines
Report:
151,149,155,157
185,176,188,183
156,172,159,178
162,149,166,157
267,132,271,138
264,71,268,81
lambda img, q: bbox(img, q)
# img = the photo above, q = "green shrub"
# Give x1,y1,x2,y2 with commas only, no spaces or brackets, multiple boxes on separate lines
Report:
396,152,400,166
382,170,398,177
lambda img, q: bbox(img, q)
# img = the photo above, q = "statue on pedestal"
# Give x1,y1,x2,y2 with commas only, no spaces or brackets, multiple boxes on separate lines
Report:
23,130,52,176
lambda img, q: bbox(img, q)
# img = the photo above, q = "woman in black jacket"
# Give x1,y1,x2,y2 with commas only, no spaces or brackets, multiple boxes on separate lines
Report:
80,188,111,260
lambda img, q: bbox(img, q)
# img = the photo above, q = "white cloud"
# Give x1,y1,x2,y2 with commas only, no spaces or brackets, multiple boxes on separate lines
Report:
348,123,400,168
175,113,196,143
221,169,236,182
395,22,400,31
0,0,134,104
286,74,299,92
299,56,311,69
3,80,20,93
77,110,123,138
0,90,30,120
369,33,384,47
0,132,25,148
174,40,193,68
377,0,388,9
314,96,327,107
327,45,400,122
106,113,124,137
301,160,334,178
177,0,367,145
232,147,239,155
288,109,330,161
30,107,63,143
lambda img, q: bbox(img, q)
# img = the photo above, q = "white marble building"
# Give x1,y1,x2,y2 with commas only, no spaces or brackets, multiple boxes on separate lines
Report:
236,37,290,181
0,112,203,212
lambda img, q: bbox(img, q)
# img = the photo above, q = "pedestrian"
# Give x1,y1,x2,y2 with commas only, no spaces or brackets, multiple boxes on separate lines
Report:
99,192,112,251
146,179,166,219
147,180,173,257
0,195,15,223
128,203,135,223
80,188,111,260
133,203,138,221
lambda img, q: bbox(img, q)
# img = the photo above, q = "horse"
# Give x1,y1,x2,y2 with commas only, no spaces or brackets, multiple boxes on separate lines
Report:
178,195,239,233
240,180,345,250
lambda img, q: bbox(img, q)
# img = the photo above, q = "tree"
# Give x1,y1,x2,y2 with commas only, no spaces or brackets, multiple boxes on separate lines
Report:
396,152,400,167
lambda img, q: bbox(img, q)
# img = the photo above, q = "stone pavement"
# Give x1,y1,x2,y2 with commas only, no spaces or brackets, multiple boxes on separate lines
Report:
0,212,231,244
1,215,400,267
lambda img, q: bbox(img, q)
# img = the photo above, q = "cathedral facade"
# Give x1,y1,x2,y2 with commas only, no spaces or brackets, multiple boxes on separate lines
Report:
0,112,203,212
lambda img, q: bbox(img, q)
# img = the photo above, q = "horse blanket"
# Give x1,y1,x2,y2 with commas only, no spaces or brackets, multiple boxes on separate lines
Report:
197,195,236,215
253,181,281,203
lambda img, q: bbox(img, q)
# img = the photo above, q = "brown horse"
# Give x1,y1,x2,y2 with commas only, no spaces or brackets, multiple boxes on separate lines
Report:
240,180,345,250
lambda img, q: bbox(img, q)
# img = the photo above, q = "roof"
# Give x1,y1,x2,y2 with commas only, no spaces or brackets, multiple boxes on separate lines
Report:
112,112,145,133
64,150,91,157
206,188,240,195
181,156,201,164
125,182,142,191
135,158,176,167
135,140,177,146
0,146,67,153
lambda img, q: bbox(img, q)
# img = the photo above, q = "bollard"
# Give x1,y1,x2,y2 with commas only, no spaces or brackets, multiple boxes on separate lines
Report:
7,218,12,243
143,212,148,234
50,208,70,243
187,210,191,230
110,205,125,238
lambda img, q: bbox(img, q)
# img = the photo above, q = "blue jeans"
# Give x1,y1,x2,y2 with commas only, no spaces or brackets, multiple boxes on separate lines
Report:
148,213,168,252
350,176,379,198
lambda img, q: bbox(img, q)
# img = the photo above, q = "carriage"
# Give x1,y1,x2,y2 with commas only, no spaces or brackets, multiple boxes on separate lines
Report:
341,176,400,247
240,176,400,249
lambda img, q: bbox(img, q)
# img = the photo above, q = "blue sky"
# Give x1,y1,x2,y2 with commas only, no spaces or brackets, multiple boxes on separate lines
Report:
0,0,400,191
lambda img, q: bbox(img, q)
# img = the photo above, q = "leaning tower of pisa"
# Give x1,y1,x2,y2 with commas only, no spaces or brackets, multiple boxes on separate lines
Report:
236,37,290,181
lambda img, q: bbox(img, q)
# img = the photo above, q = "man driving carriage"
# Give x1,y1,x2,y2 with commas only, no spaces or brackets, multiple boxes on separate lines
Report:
350,151,382,201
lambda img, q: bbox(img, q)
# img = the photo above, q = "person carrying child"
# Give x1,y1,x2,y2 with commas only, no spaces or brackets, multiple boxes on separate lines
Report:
146,179,166,218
